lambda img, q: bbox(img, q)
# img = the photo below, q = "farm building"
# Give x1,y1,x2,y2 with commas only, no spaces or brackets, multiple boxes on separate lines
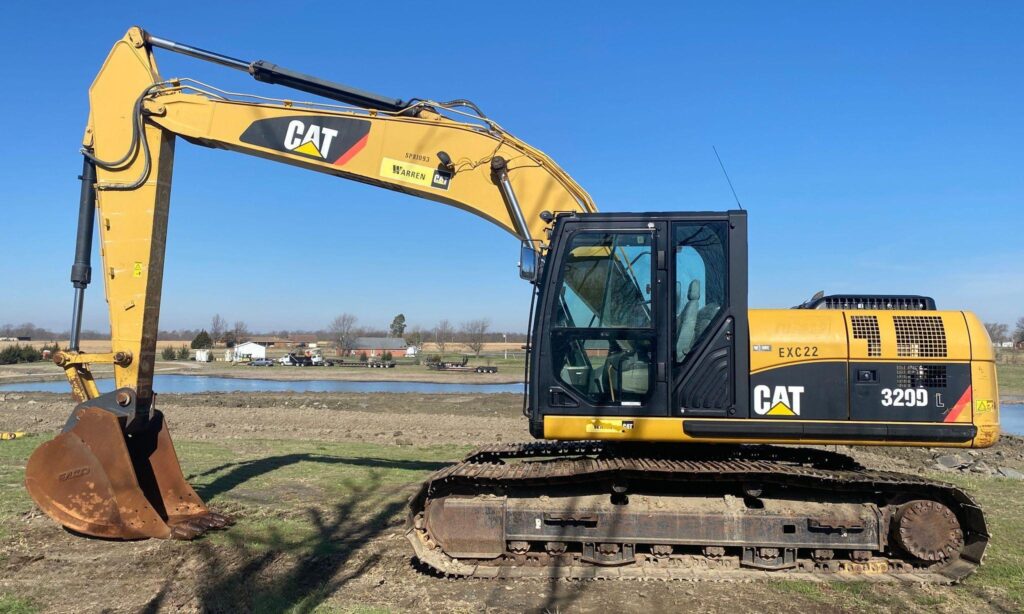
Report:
289,334,319,347
232,341,267,361
247,336,285,348
350,337,407,357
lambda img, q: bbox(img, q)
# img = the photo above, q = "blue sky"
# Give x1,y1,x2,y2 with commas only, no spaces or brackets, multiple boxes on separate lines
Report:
1,2,1021,333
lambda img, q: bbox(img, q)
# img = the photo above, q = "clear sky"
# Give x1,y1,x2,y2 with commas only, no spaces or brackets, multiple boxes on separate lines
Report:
1,2,1021,334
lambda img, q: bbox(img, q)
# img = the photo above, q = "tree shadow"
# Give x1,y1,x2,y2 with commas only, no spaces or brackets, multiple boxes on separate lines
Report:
193,471,406,613
187,453,449,501
479,460,629,613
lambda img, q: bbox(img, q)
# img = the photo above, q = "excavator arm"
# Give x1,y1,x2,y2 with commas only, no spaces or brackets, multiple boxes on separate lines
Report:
25,27,594,540
81,27,593,404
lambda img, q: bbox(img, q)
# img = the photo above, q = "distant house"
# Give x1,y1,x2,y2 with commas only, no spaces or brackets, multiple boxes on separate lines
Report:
232,341,267,361
350,337,407,357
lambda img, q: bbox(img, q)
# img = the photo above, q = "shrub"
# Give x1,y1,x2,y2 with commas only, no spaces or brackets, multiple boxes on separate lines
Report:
382,351,393,362
358,351,368,363
0,344,42,365
160,346,177,360
0,346,17,365
20,345,42,362
177,345,190,360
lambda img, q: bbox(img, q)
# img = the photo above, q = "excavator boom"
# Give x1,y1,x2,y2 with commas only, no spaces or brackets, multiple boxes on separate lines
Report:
26,27,594,541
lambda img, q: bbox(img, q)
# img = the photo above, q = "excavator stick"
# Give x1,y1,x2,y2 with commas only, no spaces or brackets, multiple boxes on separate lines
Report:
25,389,232,540
22,32,231,541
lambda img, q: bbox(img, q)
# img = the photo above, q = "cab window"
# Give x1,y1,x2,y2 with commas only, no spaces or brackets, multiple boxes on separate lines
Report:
674,223,727,362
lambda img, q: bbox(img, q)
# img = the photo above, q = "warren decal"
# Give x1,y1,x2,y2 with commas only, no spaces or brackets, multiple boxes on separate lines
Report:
379,157,452,191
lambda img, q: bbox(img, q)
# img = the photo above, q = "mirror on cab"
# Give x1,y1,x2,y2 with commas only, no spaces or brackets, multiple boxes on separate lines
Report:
519,242,539,281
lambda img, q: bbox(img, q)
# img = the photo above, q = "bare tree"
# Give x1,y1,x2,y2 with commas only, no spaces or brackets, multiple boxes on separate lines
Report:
1015,317,1024,344
329,313,359,354
405,325,425,349
434,320,454,355
232,321,250,342
985,322,1009,344
461,318,490,356
210,314,227,344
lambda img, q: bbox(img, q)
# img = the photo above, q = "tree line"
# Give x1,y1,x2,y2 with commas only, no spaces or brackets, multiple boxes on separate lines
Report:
328,313,514,356
182,313,524,357
985,318,1024,345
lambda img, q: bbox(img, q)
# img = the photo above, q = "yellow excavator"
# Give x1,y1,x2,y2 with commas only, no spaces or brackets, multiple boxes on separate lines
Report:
26,28,999,582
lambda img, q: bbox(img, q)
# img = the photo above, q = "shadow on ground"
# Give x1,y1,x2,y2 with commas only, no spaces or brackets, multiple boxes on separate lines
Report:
171,473,404,612
187,453,450,500
133,453,453,612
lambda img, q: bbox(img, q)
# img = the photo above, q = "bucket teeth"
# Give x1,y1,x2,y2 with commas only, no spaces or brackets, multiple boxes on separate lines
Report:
25,405,231,541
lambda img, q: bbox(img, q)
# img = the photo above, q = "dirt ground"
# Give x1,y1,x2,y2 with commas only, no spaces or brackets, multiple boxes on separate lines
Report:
0,392,1022,613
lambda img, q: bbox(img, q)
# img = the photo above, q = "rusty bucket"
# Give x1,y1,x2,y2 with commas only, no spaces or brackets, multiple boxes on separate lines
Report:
25,396,231,540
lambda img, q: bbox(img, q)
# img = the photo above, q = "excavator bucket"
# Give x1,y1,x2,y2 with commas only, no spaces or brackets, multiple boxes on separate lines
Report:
25,402,232,540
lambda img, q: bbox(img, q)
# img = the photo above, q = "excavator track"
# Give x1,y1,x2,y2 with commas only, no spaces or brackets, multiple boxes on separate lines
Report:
406,442,987,583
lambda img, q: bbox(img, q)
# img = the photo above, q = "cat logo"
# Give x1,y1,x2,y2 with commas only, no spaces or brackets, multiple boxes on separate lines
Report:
283,120,339,159
239,116,371,166
753,385,804,416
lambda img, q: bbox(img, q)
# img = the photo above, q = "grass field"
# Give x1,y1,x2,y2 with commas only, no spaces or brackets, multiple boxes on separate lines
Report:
998,363,1024,397
1,390,1023,613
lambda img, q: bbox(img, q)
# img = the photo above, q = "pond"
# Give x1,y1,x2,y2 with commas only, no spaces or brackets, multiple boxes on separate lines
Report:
0,374,524,395
1001,404,1024,436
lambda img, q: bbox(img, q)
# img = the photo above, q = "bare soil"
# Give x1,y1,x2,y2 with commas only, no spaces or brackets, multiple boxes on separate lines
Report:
1,392,1022,613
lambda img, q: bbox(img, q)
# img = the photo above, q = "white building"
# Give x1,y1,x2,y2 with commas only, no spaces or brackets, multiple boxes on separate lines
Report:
232,341,267,361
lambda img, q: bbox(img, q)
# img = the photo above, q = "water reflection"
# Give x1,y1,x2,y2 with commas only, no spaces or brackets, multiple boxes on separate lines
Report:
0,374,523,395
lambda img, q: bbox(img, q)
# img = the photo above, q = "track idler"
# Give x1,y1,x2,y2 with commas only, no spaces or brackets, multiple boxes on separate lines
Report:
24,388,232,540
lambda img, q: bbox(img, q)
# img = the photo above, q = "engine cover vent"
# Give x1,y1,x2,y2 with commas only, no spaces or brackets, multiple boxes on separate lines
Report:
896,364,948,388
799,295,936,311
894,315,947,358
850,315,882,357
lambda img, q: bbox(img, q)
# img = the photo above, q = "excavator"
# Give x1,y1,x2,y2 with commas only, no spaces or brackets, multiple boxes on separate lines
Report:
26,28,1000,582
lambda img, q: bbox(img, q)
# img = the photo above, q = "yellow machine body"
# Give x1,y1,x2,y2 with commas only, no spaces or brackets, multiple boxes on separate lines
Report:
544,309,999,447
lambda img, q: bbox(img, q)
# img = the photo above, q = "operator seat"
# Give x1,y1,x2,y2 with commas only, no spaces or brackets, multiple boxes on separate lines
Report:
676,279,701,359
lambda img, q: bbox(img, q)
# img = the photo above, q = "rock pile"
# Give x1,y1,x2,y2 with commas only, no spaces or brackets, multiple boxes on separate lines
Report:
933,451,1024,479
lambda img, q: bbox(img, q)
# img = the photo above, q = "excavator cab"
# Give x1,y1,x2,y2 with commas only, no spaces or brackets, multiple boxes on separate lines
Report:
528,211,749,438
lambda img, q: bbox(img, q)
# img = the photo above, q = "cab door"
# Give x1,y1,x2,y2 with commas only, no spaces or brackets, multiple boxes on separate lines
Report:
670,212,750,418
533,219,670,420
